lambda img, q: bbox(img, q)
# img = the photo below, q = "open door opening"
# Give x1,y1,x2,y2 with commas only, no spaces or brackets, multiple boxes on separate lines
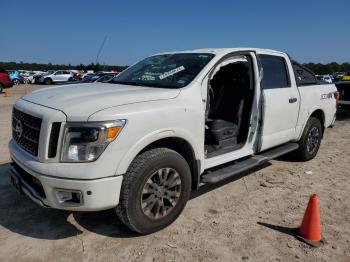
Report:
205,55,255,158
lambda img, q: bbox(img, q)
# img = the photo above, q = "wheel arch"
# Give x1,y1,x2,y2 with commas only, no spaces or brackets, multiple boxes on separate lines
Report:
300,109,325,140
309,109,325,136
116,134,201,190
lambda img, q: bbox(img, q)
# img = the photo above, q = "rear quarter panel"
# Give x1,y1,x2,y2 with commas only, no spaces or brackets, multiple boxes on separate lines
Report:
296,83,337,140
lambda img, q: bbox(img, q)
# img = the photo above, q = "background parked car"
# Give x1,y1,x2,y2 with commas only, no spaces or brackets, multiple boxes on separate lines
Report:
315,74,333,83
23,71,45,84
81,72,94,79
8,70,23,85
36,70,74,84
322,74,333,83
333,72,345,82
0,67,13,93
57,72,117,85
341,72,350,81
336,81,350,109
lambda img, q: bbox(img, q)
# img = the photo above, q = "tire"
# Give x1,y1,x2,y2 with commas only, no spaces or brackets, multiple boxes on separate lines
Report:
13,79,20,85
296,117,323,161
0,84,3,93
115,148,192,234
44,78,52,85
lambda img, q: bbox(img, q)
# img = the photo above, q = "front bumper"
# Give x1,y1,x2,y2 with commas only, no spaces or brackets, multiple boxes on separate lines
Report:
9,158,123,211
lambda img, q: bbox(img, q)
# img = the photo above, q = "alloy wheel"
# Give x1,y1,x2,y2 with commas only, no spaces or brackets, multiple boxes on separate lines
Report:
141,167,182,219
307,126,319,154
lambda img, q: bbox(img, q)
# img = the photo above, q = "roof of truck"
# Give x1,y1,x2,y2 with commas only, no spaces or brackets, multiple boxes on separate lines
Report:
155,48,286,56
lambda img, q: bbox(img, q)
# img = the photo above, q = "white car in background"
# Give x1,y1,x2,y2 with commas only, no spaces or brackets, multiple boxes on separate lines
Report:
23,71,45,84
37,70,74,85
316,74,333,84
322,75,333,83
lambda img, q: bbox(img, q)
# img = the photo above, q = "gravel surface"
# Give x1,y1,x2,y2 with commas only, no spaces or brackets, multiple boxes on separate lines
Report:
0,84,349,261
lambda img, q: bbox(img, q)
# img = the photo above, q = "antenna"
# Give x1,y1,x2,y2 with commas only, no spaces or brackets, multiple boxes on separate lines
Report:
95,35,108,64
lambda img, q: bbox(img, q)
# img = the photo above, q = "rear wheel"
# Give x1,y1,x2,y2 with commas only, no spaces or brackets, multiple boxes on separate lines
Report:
115,148,191,234
0,84,3,93
296,117,322,161
13,79,20,85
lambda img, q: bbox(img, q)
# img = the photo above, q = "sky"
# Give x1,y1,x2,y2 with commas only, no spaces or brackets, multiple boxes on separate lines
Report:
1,0,349,65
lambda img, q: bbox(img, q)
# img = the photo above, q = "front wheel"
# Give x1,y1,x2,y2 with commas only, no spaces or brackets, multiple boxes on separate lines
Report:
13,79,20,85
44,78,52,85
0,84,3,93
116,148,192,234
296,117,323,161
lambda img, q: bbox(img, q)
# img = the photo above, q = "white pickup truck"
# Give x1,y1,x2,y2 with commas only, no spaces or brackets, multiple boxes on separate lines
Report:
9,48,337,234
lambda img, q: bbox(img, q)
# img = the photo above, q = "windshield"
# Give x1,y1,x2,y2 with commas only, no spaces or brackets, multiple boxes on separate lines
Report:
111,53,214,88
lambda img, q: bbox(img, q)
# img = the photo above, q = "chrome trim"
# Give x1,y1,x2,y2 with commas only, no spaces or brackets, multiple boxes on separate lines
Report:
52,188,84,207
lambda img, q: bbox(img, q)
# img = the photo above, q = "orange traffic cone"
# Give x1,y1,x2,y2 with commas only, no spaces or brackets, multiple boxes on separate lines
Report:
295,194,323,247
3,90,10,97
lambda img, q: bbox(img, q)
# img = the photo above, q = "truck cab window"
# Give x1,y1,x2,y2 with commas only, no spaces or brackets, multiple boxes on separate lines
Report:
292,61,317,86
259,55,290,89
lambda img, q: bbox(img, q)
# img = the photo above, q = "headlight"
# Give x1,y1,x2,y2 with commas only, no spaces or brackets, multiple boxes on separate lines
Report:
61,120,126,162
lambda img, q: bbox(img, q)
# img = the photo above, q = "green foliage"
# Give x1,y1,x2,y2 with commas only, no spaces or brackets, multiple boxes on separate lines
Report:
0,61,128,72
302,62,350,75
1,60,349,75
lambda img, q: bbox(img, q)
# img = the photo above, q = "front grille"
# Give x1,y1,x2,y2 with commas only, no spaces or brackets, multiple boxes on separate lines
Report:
12,108,42,156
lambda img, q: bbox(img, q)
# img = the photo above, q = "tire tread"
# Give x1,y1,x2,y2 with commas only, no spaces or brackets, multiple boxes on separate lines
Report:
116,148,185,233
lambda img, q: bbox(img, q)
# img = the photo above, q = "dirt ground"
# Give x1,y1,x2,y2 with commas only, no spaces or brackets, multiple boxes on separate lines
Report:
0,84,349,262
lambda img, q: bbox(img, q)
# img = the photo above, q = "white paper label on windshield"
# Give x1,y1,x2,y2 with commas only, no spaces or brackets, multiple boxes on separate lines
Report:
159,66,185,80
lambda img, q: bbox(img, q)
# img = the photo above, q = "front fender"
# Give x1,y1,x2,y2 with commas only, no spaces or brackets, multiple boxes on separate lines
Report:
114,128,201,175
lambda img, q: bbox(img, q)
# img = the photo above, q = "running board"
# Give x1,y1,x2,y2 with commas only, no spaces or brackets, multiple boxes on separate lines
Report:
200,143,299,184
259,142,299,160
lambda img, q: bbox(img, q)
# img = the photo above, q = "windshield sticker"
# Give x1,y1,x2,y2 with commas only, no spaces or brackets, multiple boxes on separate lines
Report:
159,66,185,80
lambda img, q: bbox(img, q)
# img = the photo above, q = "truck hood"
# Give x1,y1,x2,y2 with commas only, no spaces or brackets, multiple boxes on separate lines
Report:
22,83,180,121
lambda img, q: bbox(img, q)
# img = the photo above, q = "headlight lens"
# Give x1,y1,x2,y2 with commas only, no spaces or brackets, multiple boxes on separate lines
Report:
61,120,126,162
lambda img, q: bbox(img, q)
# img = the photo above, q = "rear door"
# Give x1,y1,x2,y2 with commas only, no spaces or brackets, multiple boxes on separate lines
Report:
258,53,300,151
53,71,63,82
62,71,72,81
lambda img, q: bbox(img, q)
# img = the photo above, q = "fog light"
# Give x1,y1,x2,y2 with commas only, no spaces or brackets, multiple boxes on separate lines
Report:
54,189,83,206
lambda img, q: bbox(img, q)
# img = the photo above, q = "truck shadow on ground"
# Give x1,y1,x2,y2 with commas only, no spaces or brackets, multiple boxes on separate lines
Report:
0,162,269,240
0,163,137,240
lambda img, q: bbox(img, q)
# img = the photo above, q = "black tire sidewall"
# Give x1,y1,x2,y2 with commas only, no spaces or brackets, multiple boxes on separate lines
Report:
0,84,3,93
124,150,191,234
44,78,52,85
299,117,322,161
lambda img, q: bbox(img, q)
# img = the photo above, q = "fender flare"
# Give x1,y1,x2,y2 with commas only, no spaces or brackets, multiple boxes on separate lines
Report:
297,108,325,140
114,128,201,175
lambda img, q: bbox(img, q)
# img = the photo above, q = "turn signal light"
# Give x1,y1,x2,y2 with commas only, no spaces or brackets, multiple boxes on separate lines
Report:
107,126,122,140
